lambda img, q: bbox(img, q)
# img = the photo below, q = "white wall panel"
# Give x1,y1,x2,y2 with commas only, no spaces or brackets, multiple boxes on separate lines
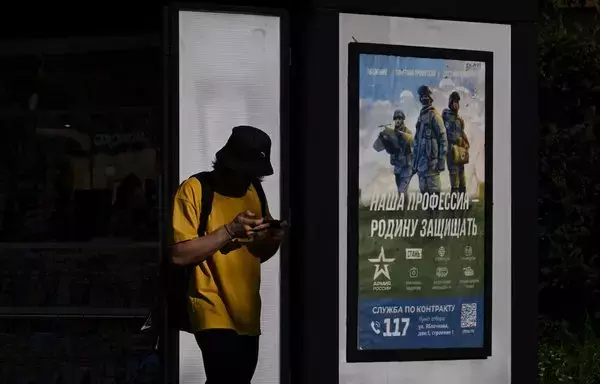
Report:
178,10,281,384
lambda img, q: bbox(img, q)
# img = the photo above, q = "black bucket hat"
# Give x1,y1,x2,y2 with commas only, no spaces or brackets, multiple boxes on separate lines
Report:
215,125,274,177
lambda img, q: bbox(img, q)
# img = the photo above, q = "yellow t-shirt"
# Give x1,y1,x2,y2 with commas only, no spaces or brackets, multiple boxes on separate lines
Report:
172,177,263,336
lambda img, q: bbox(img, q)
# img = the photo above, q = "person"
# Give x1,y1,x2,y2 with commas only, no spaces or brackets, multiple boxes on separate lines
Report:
412,85,448,194
110,173,149,239
442,91,470,194
373,109,414,194
170,125,284,384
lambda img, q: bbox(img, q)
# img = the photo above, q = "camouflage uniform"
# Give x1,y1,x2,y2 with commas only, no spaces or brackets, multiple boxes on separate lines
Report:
412,86,448,194
391,127,414,194
442,91,469,193
374,110,414,194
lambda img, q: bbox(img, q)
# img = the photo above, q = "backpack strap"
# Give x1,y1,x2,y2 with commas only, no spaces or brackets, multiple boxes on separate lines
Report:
251,179,268,217
192,172,215,236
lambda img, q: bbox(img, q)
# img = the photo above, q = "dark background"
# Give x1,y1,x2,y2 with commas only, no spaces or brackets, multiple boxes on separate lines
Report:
0,1,536,383
537,1,600,383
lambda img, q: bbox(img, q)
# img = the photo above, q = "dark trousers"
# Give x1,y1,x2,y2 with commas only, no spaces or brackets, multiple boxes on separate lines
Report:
394,173,412,195
195,329,260,384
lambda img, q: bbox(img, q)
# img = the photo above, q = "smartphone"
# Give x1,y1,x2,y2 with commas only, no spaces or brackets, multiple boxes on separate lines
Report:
261,219,282,229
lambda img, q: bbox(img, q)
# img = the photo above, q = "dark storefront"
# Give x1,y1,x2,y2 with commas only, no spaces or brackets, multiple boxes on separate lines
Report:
0,21,163,383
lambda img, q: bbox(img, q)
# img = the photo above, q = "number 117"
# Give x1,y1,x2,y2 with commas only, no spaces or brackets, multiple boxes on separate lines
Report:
383,317,410,337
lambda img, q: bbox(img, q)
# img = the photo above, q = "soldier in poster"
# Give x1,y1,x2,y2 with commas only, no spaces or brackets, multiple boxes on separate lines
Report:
373,109,414,194
412,85,448,195
443,91,470,194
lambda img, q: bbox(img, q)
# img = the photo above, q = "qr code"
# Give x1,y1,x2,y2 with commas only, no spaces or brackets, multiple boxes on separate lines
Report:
461,303,477,328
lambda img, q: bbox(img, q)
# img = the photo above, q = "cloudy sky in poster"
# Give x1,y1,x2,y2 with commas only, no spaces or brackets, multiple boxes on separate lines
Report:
358,54,486,203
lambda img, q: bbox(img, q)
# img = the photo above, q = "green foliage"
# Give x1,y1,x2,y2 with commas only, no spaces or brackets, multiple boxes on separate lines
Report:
538,2,600,383
538,316,600,384
538,0,600,328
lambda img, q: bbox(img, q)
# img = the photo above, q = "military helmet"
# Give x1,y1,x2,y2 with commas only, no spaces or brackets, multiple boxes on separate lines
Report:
417,85,433,98
393,109,405,120
449,91,461,103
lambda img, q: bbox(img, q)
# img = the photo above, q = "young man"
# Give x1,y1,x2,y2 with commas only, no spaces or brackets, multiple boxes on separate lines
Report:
170,125,284,384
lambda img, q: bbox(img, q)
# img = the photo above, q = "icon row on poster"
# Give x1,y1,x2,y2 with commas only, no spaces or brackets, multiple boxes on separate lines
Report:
368,246,478,281
405,245,475,261
407,265,476,279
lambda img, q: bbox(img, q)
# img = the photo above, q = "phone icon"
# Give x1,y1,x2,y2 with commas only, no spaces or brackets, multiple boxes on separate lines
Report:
370,321,381,335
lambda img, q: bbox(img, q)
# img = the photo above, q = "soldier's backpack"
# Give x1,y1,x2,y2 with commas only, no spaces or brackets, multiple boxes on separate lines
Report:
141,171,267,347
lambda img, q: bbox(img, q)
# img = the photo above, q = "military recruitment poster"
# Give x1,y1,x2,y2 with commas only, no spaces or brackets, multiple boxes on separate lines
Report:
347,43,493,362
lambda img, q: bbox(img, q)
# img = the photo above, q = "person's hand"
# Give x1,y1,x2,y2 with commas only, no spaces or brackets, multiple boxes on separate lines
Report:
225,211,263,240
251,220,287,243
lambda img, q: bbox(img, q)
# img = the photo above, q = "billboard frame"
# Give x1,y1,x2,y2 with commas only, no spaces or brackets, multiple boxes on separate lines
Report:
346,42,494,363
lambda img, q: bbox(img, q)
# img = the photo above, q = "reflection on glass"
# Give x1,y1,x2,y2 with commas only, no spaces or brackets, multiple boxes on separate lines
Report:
0,51,160,243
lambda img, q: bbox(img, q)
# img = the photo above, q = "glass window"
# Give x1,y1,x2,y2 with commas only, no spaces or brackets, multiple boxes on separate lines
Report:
0,49,161,243
0,43,162,383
